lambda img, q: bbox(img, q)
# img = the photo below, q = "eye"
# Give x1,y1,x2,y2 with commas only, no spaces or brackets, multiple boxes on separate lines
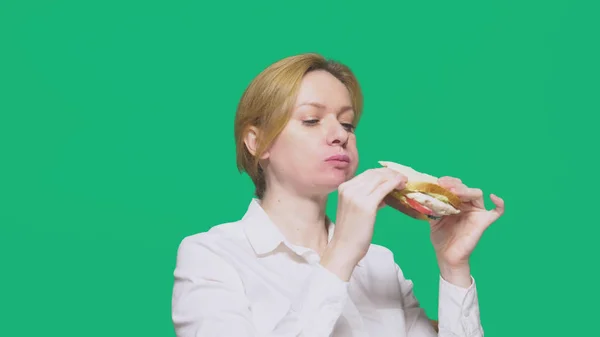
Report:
302,119,319,126
341,123,355,132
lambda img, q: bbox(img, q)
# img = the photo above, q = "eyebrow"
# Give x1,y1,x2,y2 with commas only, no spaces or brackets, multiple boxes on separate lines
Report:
296,102,354,113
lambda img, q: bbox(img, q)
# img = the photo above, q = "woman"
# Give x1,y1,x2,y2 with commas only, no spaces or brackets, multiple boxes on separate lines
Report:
171,53,505,337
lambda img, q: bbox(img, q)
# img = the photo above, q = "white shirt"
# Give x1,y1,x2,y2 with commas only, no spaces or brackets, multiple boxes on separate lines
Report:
171,199,484,337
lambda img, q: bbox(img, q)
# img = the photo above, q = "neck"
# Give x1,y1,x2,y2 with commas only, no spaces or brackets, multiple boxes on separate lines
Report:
259,183,330,255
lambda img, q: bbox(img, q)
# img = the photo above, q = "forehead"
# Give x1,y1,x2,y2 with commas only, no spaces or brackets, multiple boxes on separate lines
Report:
294,70,353,109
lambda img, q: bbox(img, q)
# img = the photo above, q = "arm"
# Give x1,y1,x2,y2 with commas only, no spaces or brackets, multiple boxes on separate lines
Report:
171,237,350,337
436,273,483,337
396,265,484,337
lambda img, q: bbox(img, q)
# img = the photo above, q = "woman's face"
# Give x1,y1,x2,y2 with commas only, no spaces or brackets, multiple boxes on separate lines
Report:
262,70,359,197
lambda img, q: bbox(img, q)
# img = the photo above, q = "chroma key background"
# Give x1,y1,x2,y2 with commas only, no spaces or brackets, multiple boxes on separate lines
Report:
1,0,598,336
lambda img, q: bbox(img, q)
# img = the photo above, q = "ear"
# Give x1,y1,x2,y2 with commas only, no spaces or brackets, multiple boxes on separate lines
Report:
244,126,270,160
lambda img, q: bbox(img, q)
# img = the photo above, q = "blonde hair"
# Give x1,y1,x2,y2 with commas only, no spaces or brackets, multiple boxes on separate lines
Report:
234,53,363,198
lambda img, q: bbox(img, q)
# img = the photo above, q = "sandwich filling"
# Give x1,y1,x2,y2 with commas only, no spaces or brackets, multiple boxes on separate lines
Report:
405,192,460,217
378,161,462,220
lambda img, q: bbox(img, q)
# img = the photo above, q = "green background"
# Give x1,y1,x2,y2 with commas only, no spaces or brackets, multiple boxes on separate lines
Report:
1,0,598,336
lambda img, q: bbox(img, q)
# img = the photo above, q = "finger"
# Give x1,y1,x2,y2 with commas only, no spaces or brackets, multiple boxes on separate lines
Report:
456,187,485,209
446,182,483,204
486,194,505,224
359,170,391,195
438,176,462,190
351,168,399,190
365,168,406,195
346,168,379,184
340,168,385,194
371,174,406,205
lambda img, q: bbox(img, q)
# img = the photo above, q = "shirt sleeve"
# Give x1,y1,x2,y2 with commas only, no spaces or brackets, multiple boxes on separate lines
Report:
396,265,484,337
171,237,349,337
437,275,484,337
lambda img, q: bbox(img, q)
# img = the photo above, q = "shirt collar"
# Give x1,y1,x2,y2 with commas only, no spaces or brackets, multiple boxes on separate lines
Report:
242,198,287,255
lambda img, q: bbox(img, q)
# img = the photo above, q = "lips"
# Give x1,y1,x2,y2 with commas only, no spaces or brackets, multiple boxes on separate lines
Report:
326,154,350,162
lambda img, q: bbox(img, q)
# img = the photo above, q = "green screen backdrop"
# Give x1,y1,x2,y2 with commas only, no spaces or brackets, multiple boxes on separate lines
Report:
1,0,598,336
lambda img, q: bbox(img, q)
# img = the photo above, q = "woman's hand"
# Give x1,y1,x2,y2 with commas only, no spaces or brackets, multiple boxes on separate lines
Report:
321,168,407,281
429,176,505,286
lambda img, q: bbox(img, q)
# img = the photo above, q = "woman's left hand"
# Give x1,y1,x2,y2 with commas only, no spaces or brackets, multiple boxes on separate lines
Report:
429,176,505,274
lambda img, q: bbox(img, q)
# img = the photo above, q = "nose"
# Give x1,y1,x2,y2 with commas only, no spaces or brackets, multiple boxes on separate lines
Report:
325,118,349,146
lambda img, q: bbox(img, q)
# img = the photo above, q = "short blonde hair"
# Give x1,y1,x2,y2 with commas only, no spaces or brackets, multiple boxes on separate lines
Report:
234,53,363,198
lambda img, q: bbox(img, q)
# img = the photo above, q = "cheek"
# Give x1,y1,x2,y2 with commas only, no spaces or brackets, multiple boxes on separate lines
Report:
276,134,319,159
347,137,359,161
268,137,314,171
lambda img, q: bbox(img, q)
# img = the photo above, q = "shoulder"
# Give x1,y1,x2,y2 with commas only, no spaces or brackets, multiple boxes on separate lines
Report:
180,220,244,244
175,220,249,264
173,220,254,282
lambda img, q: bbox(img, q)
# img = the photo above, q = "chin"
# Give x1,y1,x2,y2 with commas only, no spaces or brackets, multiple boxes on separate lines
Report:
300,166,355,195
305,184,340,198
316,172,350,192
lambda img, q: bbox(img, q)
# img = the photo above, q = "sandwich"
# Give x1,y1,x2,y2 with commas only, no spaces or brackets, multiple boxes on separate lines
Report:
379,161,462,221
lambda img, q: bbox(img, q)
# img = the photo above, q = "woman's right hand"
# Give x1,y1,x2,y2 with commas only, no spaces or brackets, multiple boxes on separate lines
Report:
320,168,407,281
